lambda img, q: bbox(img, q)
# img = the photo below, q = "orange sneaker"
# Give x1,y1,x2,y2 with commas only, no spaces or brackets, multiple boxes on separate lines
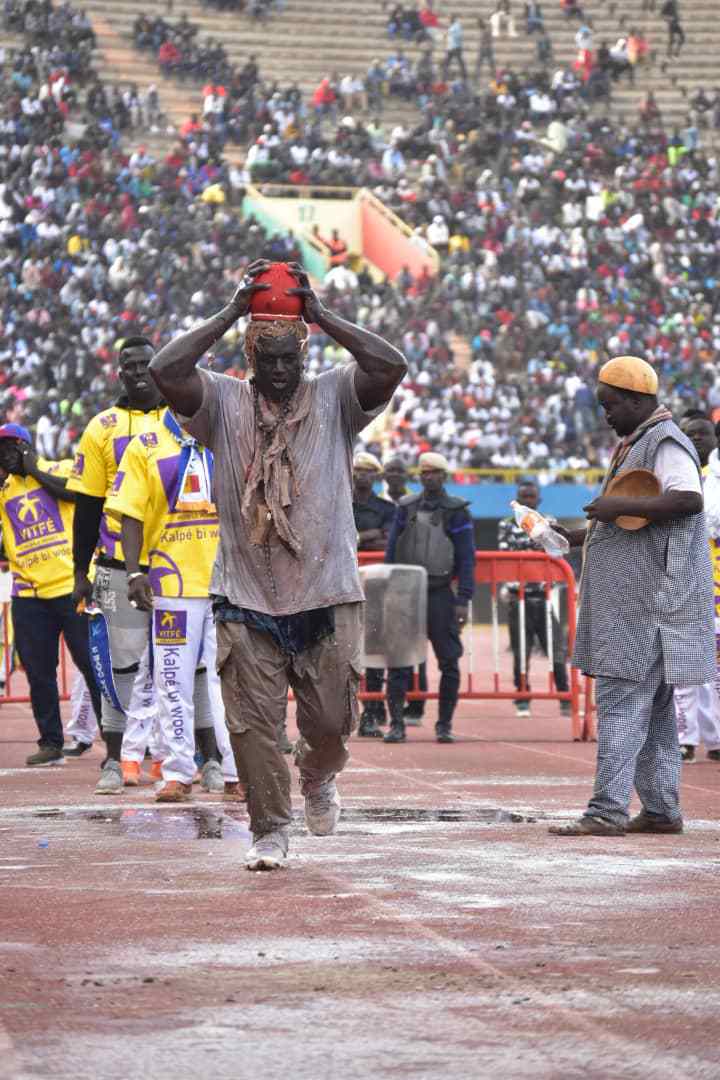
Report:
223,781,246,802
155,781,192,803
121,760,141,787
149,761,163,782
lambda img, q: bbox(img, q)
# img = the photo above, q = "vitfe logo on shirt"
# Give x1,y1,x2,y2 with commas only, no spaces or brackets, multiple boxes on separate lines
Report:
154,608,188,646
140,432,158,447
72,452,85,477
99,412,118,429
4,488,64,547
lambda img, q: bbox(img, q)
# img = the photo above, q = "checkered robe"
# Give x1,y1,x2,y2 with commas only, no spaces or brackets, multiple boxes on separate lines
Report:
573,420,715,687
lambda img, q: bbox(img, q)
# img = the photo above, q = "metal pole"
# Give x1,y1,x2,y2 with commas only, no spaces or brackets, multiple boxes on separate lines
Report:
518,585,527,692
545,582,554,692
60,634,69,700
491,584,500,693
1,602,7,698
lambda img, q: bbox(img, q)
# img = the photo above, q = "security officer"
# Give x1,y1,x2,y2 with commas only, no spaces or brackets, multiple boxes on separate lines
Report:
383,456,411,505
384,451,475,744
353,451,397,737
383,455,428,726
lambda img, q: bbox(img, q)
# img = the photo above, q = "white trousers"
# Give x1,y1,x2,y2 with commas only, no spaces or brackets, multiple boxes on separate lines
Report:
66,671,99,746
674,681,720,751
121,645,158,762
153,596,237,784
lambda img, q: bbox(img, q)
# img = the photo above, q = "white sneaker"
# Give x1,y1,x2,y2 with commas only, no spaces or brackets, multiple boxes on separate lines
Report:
95,760,124,795
303,776,341,836
200,759,224,793
245,828,289,871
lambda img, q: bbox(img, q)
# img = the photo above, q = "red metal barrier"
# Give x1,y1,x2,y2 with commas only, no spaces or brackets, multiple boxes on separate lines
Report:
0,601,71,705
0,555,594,741
359,550,592,741
582,675,598,742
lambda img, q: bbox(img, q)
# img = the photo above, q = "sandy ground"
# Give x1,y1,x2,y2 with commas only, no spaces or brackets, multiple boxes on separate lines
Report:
1,639,719,1080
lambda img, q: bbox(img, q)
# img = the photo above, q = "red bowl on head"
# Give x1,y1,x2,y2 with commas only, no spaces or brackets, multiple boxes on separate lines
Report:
249,262,304,321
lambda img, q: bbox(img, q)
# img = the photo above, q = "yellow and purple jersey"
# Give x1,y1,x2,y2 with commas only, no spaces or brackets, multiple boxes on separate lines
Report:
0,459,75,598
104,423,218,598
67,404,167,561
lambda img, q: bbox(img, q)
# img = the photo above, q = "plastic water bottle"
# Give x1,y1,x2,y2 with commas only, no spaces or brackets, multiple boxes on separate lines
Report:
510,501,570,558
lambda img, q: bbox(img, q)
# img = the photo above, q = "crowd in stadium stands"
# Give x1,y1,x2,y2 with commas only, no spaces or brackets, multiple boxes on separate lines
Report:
4,0,720,474
134,13,233,85
197,0,286,17
0,2,298,454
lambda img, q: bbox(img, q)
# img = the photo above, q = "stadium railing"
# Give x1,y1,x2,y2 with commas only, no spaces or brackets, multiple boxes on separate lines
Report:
0,600,71,704
358,550,595,741
0,553,596,742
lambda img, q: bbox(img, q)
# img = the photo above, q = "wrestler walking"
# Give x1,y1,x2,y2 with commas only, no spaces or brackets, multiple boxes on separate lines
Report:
149,261,406,869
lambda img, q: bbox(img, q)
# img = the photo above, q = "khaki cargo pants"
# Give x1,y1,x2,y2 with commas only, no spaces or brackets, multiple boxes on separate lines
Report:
216,602,363,838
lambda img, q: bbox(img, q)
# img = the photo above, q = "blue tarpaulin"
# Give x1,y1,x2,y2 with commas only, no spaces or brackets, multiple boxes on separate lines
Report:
407,482,601,520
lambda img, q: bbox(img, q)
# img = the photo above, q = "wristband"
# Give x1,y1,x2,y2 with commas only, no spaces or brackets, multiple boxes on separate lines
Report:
127,571,145,583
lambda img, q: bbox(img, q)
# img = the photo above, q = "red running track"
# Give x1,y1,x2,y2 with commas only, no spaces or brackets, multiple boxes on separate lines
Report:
0,628,719,1079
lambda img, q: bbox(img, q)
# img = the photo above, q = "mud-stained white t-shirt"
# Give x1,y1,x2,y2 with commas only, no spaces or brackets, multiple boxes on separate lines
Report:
184,363,385,616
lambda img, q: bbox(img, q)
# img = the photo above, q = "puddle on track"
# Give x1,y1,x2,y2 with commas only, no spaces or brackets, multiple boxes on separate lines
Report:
3,805,541,842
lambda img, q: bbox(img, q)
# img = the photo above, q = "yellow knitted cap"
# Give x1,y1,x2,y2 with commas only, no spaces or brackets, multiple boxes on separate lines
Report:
598,356,658,395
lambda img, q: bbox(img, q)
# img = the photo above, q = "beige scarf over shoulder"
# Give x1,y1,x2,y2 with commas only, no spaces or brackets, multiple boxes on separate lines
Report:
241,319,310,556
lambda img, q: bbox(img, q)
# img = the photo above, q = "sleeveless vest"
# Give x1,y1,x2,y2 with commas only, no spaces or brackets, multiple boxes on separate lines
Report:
573,419,715,686
395,493,468,589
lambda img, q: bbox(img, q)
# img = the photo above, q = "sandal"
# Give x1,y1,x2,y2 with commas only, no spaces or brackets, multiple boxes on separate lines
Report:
626,810,683,834
548,816,625,836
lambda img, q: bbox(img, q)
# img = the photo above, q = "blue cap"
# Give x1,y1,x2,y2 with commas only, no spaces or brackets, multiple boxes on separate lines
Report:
0,423,32,444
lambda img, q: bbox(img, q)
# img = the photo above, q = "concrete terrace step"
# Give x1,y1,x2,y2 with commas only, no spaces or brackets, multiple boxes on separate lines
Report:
77,0,720,139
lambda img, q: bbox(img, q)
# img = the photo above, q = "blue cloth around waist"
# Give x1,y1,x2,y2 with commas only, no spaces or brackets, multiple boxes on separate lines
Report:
212,597,335,656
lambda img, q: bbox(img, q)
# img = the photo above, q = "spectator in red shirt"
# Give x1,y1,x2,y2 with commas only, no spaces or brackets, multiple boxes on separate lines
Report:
158,39,180,75
312,77,337,118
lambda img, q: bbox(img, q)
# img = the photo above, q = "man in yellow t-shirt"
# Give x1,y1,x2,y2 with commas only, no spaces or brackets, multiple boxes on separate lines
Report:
0,424,102,767
68,336,166,795
105,411,240,802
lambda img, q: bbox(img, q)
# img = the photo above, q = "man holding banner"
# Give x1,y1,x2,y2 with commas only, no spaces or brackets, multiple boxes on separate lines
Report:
104,412,241,802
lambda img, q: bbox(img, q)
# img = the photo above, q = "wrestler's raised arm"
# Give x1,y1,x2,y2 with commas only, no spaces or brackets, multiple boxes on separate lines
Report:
288,264,407,410
149,260,271,416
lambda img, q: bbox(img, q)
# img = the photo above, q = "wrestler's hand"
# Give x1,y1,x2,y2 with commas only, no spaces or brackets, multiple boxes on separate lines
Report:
583,496,629,523
72,571,94,608
287,262,323,324
228,259,271,317
128,573,154,613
